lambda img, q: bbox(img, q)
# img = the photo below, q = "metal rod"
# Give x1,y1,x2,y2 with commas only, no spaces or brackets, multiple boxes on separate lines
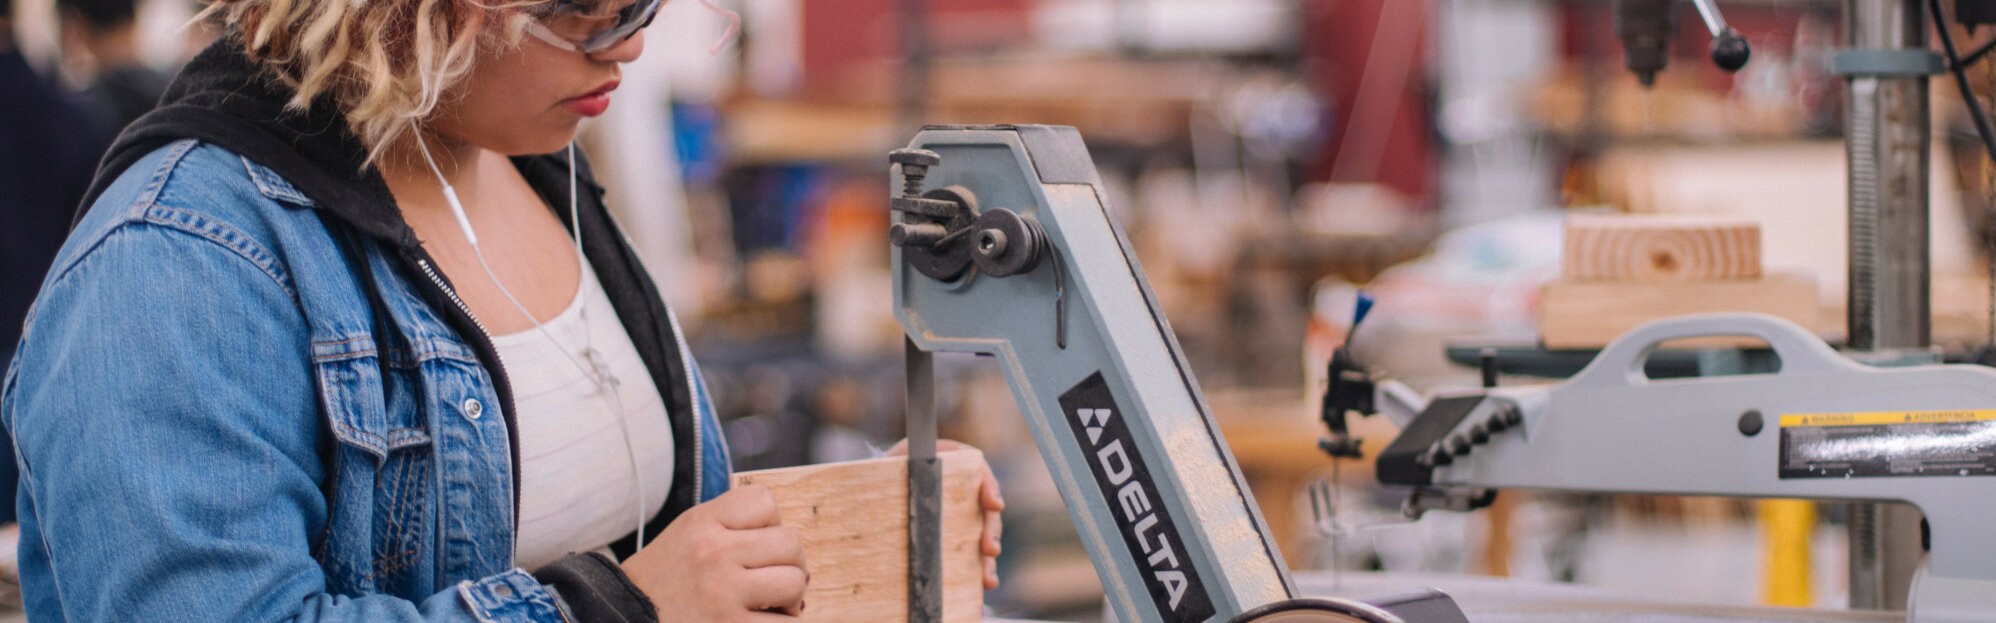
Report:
1847,503,1884,609
1845,0,1931,354
1844,0,1931,610
896,0,930,135
906,338,942,622
1690,0,1730,37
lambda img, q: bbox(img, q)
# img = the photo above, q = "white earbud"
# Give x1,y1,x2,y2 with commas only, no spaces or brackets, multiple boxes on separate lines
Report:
412,129,480,248
442,186,477,247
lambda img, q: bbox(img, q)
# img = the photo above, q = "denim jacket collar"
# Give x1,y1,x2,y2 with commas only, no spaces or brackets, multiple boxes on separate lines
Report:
84,36,416,247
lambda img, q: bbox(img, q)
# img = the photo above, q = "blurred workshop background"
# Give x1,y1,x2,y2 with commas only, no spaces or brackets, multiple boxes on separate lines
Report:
12,0,1996,620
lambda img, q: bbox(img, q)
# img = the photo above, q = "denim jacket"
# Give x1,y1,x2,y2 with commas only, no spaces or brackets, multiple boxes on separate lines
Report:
0,40,729,622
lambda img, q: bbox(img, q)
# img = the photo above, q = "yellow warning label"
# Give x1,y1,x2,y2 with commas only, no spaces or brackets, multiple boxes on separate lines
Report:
1779,410,1996,428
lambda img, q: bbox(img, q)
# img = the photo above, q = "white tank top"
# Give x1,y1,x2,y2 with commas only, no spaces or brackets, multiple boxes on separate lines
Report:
493,259,674,571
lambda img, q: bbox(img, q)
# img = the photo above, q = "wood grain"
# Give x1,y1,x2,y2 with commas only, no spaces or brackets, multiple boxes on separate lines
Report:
731,449,987,623
1562,214,1761,282
1538,273,1819,349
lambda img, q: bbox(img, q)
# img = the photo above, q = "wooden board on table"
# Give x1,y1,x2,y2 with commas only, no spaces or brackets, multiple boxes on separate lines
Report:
1562,214,1761,282
1538,273,1819,349
731,449,986,623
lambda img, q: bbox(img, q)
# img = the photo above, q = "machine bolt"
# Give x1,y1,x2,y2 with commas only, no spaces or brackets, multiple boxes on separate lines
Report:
1738,409,1764,437
1468,422,1490,444
891,222,949,248
1447,435,1472,456
1318,437,1362,460
977,229,1008,256
1429,445,1454,466
1479,348,1499,388
1499,404,1523,427
889,149,942,198
1484,415,1508,433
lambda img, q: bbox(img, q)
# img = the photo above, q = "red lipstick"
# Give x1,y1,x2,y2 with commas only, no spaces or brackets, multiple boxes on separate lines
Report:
561,79,620,117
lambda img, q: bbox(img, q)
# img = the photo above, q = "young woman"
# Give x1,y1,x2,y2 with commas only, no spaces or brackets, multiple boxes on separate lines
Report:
0,0,1000,619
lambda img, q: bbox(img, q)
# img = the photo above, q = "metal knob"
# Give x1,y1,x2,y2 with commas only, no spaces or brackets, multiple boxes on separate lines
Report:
889,149,942,198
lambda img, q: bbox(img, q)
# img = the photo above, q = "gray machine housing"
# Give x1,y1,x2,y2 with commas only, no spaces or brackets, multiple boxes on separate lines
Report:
1386,313,1996,622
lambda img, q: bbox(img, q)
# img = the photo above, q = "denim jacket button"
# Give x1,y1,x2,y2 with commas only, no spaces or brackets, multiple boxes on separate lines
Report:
462,398,483,420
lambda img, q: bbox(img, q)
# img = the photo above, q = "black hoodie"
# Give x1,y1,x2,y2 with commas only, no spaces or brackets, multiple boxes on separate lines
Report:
81,37,701,623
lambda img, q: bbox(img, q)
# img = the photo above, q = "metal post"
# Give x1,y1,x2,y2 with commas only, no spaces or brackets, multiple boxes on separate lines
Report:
906,338,942,622
1843,0,1930,610
1845,0,1931,353
896,0,930,134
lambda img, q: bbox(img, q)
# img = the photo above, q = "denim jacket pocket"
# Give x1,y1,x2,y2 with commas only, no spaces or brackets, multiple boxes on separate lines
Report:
313,334,432,460
312,333,449,595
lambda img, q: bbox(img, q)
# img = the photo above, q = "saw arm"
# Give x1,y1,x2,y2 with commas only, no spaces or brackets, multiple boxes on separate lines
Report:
888,125,1468,623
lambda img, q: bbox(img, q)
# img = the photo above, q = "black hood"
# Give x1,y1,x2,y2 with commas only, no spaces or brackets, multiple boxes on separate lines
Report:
81,37,416,247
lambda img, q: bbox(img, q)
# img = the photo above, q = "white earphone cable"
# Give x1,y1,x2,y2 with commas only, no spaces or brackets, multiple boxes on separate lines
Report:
413,127,650,551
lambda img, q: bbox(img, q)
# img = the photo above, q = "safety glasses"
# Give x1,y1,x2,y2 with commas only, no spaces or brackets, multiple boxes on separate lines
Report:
523,0,663,54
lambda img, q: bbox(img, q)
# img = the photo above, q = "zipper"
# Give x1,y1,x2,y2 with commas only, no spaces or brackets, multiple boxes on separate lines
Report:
601,205,710,506
416,257,498,348
414,256,522,531
661,303,706,502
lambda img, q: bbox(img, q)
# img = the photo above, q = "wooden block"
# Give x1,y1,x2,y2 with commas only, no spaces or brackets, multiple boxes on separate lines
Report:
1562,214,1761,281
1537,274,1819,349
731,449,986,623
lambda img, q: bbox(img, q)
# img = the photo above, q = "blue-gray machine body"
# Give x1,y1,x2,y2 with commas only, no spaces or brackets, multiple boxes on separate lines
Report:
1370,313,1996,623
891,125,1292,623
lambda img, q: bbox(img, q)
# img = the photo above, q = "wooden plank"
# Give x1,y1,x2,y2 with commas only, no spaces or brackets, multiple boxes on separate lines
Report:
1538,273,1819,349
731,449,986,623
1562,214,1762,282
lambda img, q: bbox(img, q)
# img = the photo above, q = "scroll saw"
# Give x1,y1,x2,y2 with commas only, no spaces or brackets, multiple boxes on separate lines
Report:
887,125,1471,623
1322,312,1996,623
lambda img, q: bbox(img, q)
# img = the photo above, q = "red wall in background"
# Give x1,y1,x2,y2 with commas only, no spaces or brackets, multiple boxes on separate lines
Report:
798,0,1441,203
1302,0,1434,205
799,0,1034,95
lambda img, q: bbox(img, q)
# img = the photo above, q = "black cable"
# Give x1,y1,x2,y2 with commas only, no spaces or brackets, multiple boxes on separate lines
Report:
1931,0,1996,167
1959,35,1996,68
1932,0,1996,352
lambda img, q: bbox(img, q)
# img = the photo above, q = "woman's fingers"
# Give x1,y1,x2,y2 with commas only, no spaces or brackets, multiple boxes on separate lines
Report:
732,525,807,570
978,463,1004,557
984,555,999,590
981,508,1003,557
740,564,810,615
710,485,785,530
979,467,1005,512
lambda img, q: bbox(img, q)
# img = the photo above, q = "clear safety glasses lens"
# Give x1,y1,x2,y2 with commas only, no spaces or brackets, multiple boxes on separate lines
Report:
525,0,662,54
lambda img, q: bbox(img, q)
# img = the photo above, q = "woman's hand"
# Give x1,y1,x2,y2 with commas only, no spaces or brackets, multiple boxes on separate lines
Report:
622,485,808,621
887,439,1005,590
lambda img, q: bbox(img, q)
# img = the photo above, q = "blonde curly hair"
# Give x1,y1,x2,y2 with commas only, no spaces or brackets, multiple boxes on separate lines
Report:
199,0,537,162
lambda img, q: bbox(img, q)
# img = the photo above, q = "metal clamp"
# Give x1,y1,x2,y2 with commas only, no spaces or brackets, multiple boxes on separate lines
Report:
1833,49,1946,76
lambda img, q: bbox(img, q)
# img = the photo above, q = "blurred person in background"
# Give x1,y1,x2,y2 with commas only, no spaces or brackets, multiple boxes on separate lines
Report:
57,0,172,135
1,0,111,538
0,0,1001,619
